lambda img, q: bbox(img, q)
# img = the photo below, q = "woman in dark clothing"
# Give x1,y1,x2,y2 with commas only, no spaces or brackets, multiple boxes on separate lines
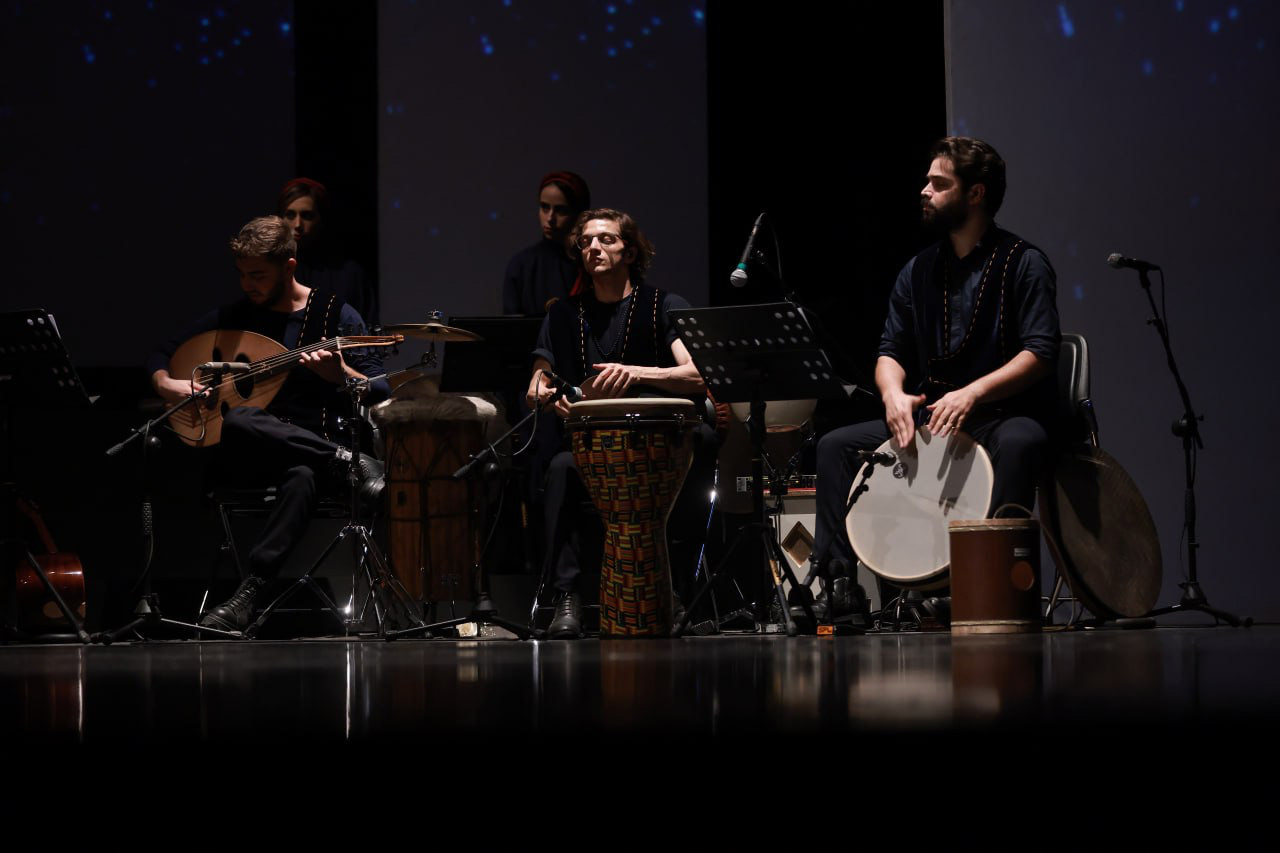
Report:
279,177,378,325
502,170,591,316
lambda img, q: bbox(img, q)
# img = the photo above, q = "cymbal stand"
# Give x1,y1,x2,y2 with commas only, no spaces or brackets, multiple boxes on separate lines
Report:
246,377,424,639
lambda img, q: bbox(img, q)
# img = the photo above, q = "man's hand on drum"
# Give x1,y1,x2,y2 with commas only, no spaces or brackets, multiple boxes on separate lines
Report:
589,362,641,398
883,388,927,448
925,385,978,437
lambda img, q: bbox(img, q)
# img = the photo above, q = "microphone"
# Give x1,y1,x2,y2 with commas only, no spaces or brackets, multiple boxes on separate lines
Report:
729,212,766,288
1107,253,1161,272
197,361,252,373
544,370,583,403
856,449,897,466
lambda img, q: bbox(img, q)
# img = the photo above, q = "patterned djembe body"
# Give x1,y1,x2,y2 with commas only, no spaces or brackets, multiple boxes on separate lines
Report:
568,399,697,637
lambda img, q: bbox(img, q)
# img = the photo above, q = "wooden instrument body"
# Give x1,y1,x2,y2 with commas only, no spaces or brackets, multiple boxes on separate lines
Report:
167,329,289,447
165,329,401,447
13,498,86,634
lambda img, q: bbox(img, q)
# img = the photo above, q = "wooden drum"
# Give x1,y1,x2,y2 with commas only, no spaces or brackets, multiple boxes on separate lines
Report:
948,518,1042,635
373,382,497,603
567,398,698,637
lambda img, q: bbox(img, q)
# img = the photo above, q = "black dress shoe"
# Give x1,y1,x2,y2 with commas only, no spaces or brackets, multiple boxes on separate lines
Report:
200,576,265,633
548,591,583,639
331,448,386,513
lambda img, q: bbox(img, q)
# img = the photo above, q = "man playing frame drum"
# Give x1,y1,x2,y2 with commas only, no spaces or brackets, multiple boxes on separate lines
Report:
526,208,716,638
809,137,1061,618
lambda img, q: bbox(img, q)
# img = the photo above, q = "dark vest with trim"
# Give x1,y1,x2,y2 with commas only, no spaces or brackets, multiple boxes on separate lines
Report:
543,284,670,389
217,288,348,439
909,229,1055,422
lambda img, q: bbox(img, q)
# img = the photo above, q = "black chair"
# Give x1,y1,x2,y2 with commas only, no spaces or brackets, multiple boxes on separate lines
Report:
1042,331,1098,621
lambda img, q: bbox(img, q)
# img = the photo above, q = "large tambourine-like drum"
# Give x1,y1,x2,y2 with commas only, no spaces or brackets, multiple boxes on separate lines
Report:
567,398,698,637
845,426,994,588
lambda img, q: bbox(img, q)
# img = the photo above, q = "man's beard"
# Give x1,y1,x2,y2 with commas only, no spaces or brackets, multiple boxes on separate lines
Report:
922,197,970,233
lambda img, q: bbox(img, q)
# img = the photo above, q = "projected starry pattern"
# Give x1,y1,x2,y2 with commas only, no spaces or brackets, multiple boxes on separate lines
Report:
380,1,706,234
2,1,293,229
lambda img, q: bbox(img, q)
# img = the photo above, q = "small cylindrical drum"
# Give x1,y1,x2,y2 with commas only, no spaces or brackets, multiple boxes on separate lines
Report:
948,518,1042,635
567,398,698,637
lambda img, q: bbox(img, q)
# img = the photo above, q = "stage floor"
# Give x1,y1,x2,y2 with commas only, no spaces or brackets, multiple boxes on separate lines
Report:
4,625,1277,742
6,625,1277,839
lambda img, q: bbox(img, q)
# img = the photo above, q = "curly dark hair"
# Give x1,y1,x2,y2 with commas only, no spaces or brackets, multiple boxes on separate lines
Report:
568,207,656,284
930,136,1007,218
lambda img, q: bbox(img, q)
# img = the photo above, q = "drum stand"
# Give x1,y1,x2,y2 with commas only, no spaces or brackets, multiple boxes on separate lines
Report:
1122,266,1249,627
247,378,425,639
387,391,551,641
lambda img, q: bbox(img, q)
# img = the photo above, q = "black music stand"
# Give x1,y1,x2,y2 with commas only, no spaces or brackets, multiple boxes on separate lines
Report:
0,310,93,642
439,316,544,395
668,302,846,636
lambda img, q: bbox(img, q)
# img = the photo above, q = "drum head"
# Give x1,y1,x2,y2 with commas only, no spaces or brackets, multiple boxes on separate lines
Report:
568,397,698,419
1041,445,1162,619
846,427,993,585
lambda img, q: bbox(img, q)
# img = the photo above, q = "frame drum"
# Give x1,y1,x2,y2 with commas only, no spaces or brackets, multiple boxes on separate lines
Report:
567,398,698,637
845,426,993,587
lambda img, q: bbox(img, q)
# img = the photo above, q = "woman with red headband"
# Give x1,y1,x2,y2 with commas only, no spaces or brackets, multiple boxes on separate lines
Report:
502,170,591,315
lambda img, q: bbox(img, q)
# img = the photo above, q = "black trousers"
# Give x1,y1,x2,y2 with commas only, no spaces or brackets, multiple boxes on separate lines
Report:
219,406,340,580
812,414,1050,572
544,422,718,597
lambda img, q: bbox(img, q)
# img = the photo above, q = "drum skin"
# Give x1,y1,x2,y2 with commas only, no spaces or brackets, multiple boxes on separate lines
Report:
568,399,697,637
845,427,993,587
1040,445,1162,619
949,518,1042,635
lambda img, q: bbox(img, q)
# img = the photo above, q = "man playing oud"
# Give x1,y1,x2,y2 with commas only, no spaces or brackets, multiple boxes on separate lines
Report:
147,215,388,633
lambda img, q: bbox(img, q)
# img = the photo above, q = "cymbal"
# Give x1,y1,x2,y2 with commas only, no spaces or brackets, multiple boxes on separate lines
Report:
381,322,483,342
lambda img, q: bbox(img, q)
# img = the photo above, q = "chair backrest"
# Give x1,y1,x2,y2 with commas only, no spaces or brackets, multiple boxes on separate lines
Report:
1057,332,1098,447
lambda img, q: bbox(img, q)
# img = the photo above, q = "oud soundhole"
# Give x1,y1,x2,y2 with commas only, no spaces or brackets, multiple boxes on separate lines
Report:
232,350,255,399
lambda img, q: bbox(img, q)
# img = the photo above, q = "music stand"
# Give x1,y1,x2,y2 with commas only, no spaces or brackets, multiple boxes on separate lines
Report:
0,310,93,642
668,302,846,636
439,316,544,395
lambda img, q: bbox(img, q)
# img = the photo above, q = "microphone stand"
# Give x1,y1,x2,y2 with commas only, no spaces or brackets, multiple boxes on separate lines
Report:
1131,267,1248,626
97,378,242,642
386,387,570,640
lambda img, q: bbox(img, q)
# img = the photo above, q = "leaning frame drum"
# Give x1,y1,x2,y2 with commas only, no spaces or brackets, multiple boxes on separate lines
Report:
567,398,698,637
845,426,994,588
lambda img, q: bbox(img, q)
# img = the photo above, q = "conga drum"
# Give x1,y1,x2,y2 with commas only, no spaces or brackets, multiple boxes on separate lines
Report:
845,426,994,589
948,518,1042,634
372,381,498,603
567,398,698,636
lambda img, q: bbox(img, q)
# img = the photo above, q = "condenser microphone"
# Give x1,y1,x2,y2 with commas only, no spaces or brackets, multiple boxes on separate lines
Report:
197,361,252,373
1107,253,1161,272
730,212,766,288
544,370,583,402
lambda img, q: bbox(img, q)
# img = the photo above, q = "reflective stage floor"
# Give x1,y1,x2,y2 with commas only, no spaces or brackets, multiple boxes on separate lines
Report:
4,626,1278,840
5,627,1278,742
